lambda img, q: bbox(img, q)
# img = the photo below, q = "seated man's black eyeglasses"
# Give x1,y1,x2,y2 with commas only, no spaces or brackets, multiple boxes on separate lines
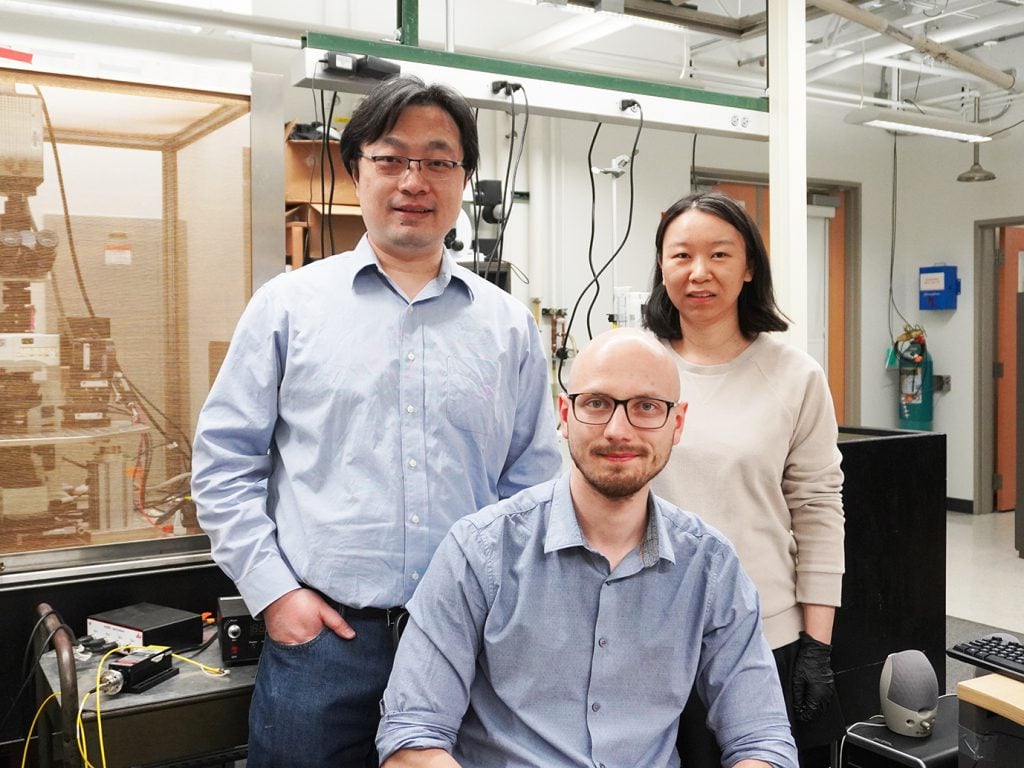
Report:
567,393,677,430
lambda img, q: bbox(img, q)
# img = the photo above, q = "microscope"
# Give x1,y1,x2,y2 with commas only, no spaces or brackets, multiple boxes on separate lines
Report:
0,88,63,528
0,90,61,433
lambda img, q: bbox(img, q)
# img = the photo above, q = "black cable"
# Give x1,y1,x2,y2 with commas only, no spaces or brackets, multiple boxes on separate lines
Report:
35,85,195,473
486,88,519,285
887,132,911,344
115,366,193,460
557,106,645,391
583,123,604,339
319,89,329,262
183,627,220,658
34,85,93,321
499,87,531,284
985,115,1024,138
469,108,483,275
21,610,59,680
306,70,324,265
1,622,76,737
690,133,698,190
326,92,339,256
484,84,531,287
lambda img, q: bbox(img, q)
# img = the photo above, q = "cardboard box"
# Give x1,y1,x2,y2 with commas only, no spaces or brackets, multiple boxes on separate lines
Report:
284,140,357,206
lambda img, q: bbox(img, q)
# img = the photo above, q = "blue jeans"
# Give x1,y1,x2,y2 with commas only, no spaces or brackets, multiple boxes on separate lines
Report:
247,617,396,768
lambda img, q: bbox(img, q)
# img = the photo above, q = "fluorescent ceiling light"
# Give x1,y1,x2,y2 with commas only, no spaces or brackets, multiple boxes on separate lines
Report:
0,0,203,34
845,106,992,142
221,28,301,48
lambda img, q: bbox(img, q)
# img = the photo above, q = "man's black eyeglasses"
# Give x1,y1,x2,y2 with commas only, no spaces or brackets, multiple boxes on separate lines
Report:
567,393,677,430
357,153,465,178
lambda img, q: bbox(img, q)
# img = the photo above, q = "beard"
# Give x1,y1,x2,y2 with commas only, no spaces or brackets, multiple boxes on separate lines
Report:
568,440,670,499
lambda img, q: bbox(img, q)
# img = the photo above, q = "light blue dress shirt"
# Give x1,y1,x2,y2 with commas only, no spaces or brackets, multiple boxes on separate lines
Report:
377,474,798,768
191,236,561,615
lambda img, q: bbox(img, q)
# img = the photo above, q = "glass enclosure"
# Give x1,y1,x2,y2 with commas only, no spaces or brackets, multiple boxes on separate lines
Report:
0,70,250,576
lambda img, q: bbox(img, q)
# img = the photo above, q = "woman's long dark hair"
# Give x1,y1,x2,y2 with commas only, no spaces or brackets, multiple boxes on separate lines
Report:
643,191,789,341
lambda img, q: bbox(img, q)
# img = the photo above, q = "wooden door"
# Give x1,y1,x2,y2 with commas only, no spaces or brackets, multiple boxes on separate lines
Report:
995,226,1022,511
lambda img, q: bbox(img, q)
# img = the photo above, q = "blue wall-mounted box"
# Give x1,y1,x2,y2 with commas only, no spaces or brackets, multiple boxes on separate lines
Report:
919,265,960,310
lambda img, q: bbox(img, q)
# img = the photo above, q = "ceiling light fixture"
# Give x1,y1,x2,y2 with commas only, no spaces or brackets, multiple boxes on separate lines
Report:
957,96,996,182
844,106,992,143
0,0,203,35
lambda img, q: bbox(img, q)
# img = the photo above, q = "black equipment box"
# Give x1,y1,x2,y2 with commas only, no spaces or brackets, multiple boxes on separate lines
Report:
109,646,179,693
217,595,265,666
87,602,202,650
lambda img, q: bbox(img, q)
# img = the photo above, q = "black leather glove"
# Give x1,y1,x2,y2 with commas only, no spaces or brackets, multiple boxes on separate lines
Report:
792,631,835,722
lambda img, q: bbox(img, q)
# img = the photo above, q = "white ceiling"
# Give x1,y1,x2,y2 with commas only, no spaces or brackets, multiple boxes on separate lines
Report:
2,0,1022,127
432,0,1024,124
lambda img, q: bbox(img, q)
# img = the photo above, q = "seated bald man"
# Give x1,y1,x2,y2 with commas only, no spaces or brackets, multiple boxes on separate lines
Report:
376,328,797,768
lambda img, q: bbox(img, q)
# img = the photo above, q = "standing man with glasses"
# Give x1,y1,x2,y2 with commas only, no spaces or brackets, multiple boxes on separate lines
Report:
191,74,561,768
376,328,798,768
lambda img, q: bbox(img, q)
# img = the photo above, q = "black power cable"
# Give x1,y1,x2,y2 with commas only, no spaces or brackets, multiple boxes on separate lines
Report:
887,133,911,344
485,82,530,288
583,123,603,339
0,618,76,737
556,102,645,392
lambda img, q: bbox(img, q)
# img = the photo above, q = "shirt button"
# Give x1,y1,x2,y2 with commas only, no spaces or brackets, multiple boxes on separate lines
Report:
406,405,415,414
411,571,420,581
598,637,607,647
591,702,601,712
408,458,417,468
407,352,415,361
411,514,420,524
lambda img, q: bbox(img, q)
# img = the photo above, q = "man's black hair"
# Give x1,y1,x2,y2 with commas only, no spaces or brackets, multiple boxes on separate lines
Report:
339,74,479,181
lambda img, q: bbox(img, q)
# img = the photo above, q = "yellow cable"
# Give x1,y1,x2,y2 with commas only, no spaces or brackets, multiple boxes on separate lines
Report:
170,654,228,677
77,690,98,768
94,644,137,768
20,692,58,768
82,644,227,768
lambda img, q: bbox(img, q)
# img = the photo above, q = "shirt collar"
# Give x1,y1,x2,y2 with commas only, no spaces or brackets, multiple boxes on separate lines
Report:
349,235,476,301
544,473,675,567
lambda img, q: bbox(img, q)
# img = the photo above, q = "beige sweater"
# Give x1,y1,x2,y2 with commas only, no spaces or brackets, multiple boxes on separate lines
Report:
651,334,845,649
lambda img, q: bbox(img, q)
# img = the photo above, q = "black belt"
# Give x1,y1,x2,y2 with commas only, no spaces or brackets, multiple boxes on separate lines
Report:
337,604,406,626
306,586,406,627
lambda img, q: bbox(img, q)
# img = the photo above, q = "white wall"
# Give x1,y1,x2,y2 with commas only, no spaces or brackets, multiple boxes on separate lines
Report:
807,99,1024,503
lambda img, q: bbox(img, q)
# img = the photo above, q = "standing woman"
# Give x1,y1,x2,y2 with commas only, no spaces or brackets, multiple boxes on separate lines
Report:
643,192,845,768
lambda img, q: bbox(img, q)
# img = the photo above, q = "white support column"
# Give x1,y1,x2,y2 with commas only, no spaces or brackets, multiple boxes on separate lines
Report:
768,0,809,352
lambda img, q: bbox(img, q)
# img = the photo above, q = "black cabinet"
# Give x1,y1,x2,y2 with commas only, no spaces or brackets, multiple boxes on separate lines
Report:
833,427,947,724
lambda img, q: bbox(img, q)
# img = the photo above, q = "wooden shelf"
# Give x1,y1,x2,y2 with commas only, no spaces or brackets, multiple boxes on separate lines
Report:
283,135,364,268
284,139,357,207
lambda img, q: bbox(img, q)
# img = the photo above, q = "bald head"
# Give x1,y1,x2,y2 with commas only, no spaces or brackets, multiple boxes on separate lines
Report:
560,328,685,501
568,328,680,403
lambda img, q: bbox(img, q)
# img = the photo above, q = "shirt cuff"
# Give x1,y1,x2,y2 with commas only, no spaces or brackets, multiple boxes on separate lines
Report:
376,709,461,764
236,557,302,617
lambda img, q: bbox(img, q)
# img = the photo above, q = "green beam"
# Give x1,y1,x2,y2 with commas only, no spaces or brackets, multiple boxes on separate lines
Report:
397,0,419,47
304,32,767,112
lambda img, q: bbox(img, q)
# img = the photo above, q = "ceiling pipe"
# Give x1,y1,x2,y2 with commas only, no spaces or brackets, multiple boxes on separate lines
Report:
806,0,1019,92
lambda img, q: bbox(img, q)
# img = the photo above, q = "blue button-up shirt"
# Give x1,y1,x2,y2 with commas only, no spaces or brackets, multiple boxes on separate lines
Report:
377,474,798,768
191,237,561,615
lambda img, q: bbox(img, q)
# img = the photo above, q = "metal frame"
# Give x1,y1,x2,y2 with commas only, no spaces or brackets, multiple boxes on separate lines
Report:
972,216,1024,516
304,31,766,112
297,35,768,140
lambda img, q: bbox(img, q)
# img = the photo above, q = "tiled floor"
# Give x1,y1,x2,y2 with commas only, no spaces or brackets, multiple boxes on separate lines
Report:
945,510,1024,634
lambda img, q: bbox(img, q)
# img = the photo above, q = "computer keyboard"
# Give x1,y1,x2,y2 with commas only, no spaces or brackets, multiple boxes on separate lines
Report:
946,636,1024,684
